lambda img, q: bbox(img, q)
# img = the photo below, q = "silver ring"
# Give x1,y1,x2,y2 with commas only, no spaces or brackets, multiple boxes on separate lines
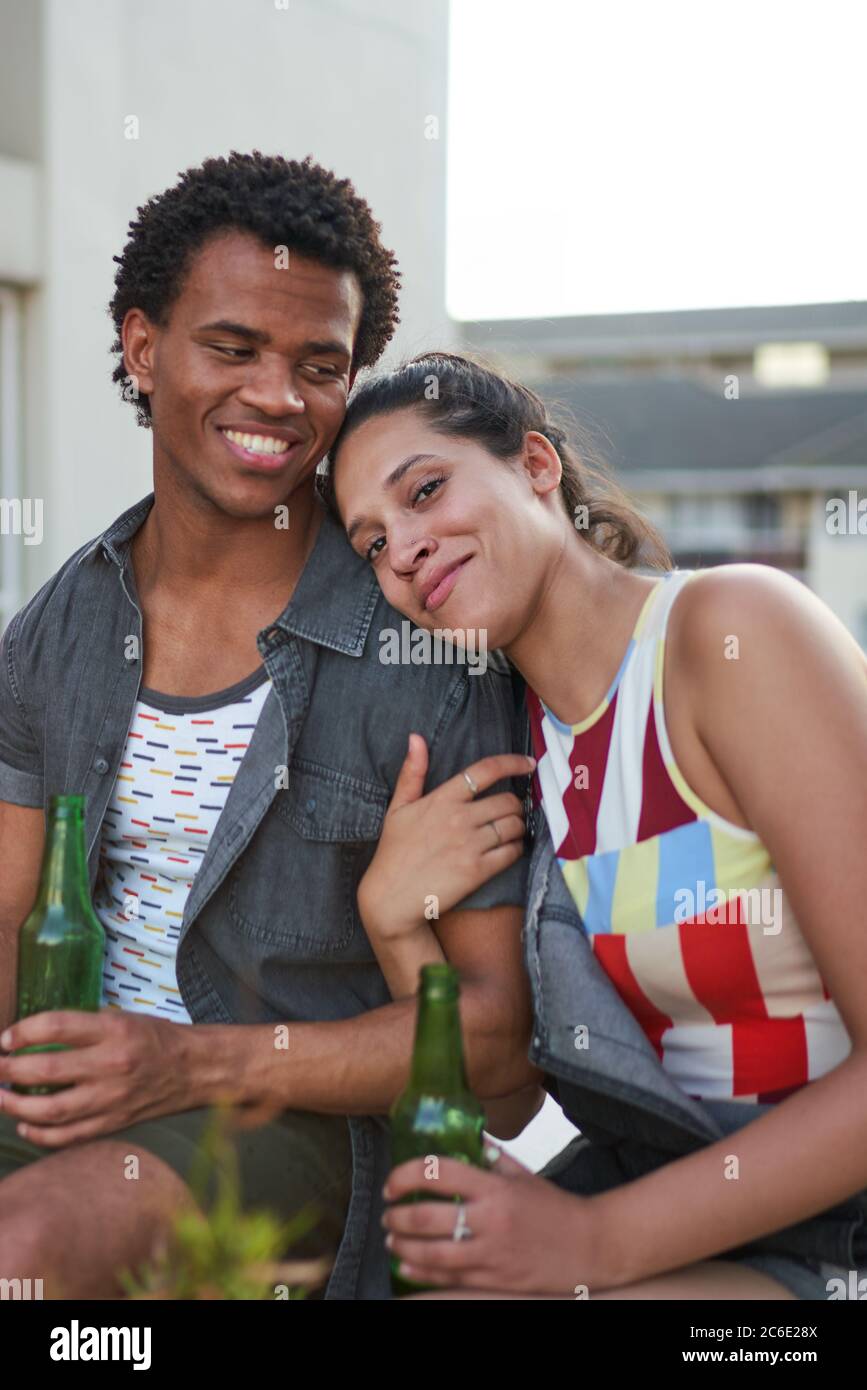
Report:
452,1203,473,1241
488,820,502,847
462,770,479,797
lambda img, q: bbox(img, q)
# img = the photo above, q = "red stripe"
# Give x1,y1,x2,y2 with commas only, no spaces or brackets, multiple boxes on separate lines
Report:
557,694,619,859
679,911,769,1025
732,1018,809,1096
592,935,672,1058
636,700,696,842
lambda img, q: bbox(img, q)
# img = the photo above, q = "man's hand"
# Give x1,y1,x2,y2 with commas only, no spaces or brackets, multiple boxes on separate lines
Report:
0,1009,247,1146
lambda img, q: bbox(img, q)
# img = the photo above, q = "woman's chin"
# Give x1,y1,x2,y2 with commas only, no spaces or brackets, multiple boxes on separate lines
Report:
420,602,504,649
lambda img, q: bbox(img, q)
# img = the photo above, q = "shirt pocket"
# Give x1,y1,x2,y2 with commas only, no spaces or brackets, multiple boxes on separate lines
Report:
227,759,389,960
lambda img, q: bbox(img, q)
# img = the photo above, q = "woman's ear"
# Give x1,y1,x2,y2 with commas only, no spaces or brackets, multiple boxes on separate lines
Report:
522,431,563,497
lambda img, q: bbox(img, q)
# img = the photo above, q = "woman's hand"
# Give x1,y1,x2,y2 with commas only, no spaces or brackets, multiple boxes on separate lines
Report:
382,1146,600,1296
358,734,534,941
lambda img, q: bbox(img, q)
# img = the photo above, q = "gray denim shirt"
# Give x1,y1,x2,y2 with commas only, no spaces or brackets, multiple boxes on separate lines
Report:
0,491,529,1299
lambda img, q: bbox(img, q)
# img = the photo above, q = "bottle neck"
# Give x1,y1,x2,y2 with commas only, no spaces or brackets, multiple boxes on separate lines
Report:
408,989,469,1094
34,799,90,911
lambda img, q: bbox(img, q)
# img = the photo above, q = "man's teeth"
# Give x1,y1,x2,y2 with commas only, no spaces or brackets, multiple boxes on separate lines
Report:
222,429,292,456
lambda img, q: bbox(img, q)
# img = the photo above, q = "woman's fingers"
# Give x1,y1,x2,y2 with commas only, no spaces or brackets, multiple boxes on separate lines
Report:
386,733,430,813
480,814,525,850
446,753,536,802
386,1154,497,1201
467,791,524,826
384,1198,475,1240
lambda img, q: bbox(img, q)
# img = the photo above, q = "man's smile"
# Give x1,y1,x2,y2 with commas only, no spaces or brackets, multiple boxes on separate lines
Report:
216,423,306,470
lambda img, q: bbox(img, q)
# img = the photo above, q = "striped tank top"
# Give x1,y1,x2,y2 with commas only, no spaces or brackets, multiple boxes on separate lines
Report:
527,569,851,1104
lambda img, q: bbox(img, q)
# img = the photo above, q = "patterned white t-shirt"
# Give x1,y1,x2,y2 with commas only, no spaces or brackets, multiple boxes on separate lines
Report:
94,664,272,1023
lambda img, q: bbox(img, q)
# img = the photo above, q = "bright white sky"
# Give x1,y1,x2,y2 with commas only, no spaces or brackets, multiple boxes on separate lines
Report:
446,0,867,320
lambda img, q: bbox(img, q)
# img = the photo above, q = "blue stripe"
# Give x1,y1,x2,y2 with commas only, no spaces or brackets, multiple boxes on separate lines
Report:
583,848,620,935
604,637,635,704
656,820,715,927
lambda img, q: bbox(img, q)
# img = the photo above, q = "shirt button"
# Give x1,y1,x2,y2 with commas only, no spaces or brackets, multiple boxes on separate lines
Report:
306,798,316,812
532,1036,541,1049
94,757,109,774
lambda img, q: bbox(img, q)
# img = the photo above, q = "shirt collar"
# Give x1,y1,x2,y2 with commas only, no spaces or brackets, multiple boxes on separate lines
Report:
78,491,380,658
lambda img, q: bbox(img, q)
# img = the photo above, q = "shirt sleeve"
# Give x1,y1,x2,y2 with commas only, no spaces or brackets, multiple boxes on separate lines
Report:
425,656,530,913
0,610,44,806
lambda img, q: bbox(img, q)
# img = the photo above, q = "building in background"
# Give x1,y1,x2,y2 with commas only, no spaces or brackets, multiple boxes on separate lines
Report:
0,0,453,628
461,301,867,647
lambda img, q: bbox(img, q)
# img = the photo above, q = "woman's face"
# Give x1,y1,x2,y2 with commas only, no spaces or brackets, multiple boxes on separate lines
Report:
333,406,565,649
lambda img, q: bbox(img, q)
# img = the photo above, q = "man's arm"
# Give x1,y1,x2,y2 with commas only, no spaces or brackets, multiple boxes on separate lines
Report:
0,801,45,1032
187,902,539,1118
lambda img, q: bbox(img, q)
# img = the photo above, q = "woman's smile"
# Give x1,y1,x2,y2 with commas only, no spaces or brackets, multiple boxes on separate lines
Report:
418,556,473,613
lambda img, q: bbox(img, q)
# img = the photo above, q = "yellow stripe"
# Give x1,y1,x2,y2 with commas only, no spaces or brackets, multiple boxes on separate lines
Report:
610,836,659,933
710,825,771,894
561,858,590,919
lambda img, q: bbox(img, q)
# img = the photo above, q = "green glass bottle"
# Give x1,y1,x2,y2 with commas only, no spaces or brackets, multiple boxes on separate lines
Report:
388,962,488,1297
13,794,105,1095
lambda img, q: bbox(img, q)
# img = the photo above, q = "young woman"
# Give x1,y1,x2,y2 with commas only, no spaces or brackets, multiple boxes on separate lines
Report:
326,351,867,1301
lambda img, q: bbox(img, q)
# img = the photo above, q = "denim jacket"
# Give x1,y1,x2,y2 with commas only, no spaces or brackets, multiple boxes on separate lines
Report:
523,804,867,1274
0,492,529,1300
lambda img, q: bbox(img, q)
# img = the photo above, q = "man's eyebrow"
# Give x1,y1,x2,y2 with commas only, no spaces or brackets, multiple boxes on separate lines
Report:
196,320,271,344
345,454,443,544
195,323,351,360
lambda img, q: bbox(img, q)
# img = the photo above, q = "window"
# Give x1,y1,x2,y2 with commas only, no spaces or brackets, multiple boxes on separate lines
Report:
742,493,780,533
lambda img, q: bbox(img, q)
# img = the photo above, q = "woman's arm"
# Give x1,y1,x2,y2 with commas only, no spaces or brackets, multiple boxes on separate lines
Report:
358,734,547,1138
589,564,867,1288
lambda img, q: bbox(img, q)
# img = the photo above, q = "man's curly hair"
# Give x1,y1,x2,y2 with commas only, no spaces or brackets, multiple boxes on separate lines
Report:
108,150,401,427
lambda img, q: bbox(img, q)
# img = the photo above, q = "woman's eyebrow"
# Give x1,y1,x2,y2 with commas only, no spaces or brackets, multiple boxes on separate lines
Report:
346,453,444,542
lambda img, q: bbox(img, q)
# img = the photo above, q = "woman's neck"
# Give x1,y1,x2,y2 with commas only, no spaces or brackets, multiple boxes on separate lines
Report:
504,533,662,726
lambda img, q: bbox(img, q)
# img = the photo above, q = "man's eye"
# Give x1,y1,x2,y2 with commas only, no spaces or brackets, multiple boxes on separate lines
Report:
365,536,386,562
412,475,445,504
305,363,340,376
212,345,252,358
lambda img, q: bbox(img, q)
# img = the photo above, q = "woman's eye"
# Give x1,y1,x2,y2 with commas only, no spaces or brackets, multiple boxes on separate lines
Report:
365,536,386,562
412,475,445,505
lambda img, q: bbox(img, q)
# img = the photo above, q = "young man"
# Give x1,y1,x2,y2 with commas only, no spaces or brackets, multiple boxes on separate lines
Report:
0,152,533,1300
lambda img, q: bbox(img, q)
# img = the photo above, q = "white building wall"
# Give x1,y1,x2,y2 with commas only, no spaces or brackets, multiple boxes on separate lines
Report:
807,491,867,648
2,0,454,597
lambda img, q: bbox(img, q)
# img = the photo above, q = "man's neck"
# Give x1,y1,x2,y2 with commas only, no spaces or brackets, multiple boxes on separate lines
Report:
131,474,323,605
126,474,326,696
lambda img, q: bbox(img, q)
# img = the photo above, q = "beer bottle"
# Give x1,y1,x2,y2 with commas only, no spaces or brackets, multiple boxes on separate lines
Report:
13,794,105,1095
388,962,488,1296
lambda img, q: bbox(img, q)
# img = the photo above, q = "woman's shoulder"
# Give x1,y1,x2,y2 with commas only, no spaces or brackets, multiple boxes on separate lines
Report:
667,561,867,699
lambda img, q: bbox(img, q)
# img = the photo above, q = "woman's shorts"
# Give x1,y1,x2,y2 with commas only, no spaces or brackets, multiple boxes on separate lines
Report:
0,1104,353,1277
540,1133,867,1301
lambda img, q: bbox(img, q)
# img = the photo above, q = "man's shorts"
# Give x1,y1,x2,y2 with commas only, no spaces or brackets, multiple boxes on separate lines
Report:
0,1104,353,1294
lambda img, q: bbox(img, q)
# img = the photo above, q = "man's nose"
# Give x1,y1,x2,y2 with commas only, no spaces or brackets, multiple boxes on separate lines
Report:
236,356,306,414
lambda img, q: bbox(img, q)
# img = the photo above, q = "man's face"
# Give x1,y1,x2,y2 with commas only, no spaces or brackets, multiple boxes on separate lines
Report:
123,230,363,517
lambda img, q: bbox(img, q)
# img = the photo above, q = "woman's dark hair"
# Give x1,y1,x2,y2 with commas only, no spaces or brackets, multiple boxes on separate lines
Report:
108,150,401,427
325,350,672,569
